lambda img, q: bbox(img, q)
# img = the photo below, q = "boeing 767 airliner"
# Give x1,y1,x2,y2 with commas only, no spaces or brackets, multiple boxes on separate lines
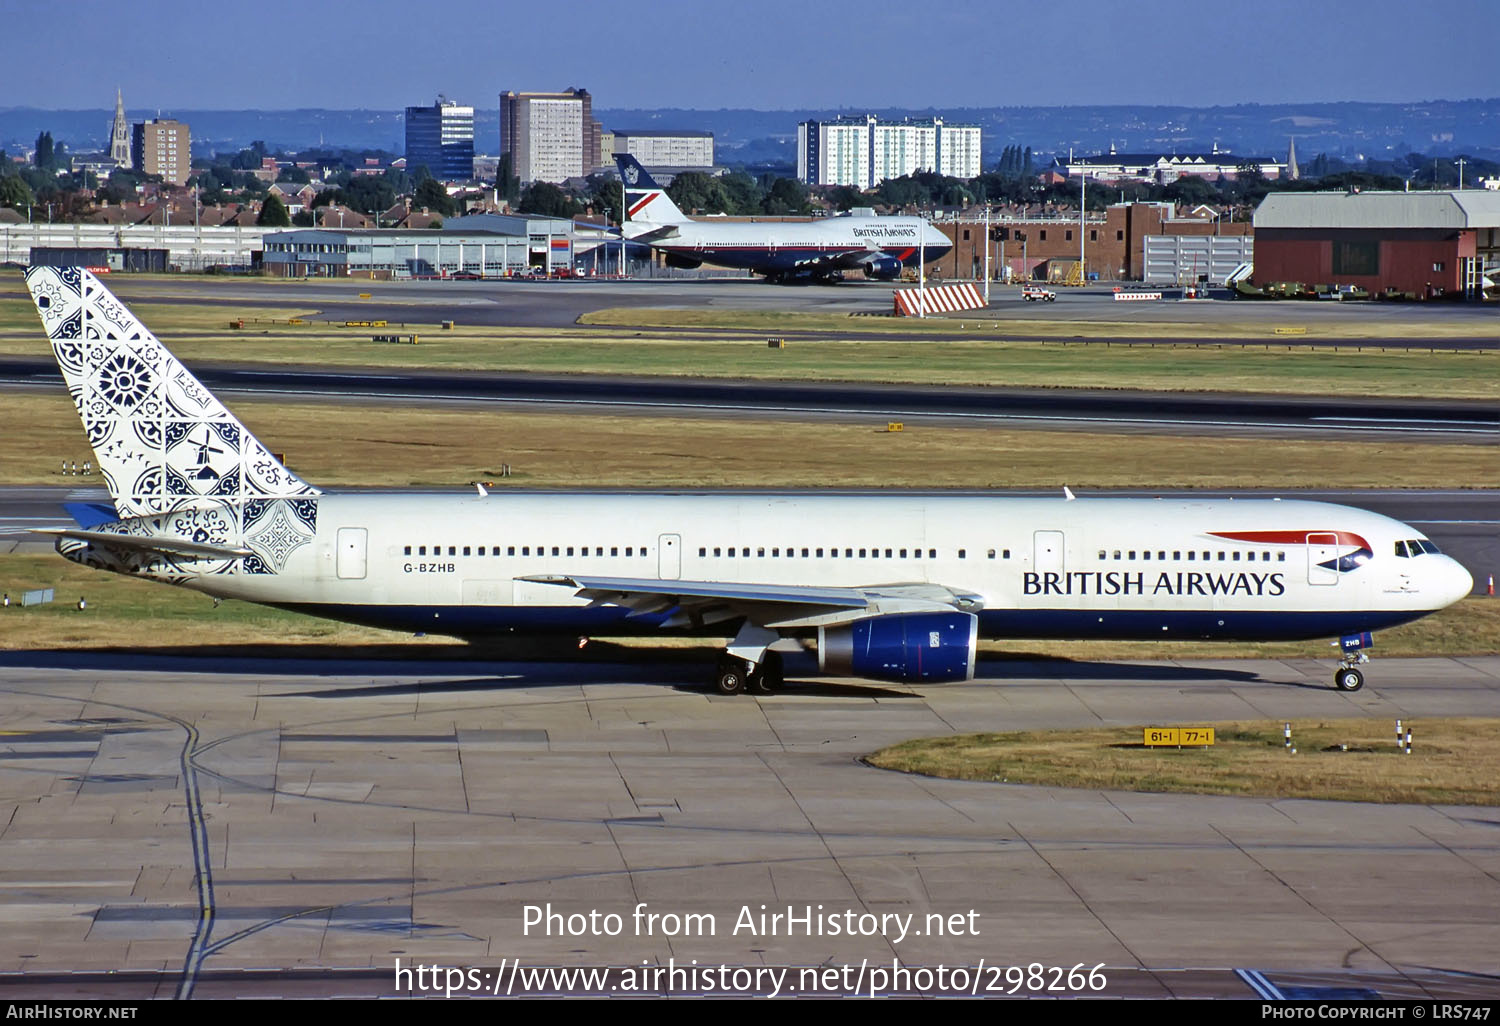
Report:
24,267,1471,693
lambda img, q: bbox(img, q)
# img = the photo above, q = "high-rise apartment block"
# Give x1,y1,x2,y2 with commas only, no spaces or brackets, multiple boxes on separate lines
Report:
405,97,476,182
797,115,982,190
611,130,714,168
499,88,602,184
131,118,190,186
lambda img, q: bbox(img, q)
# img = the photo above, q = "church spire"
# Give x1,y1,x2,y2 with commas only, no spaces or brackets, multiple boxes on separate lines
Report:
109,88,131,166
1286,135,1299,181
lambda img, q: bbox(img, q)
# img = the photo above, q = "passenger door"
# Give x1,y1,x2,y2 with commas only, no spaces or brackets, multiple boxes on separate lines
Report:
658,533,681,580
1307,533,1339,586
1033,530,1065,574
336,527,367,580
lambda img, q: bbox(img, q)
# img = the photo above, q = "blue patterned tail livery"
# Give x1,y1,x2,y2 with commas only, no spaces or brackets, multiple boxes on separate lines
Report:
614,153,687,224
26,266,320,575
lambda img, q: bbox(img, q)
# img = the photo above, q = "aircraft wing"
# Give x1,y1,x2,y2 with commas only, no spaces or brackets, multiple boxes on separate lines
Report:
518,574,982,630
789,249,871,272
786,241,891,274
36,528,254,561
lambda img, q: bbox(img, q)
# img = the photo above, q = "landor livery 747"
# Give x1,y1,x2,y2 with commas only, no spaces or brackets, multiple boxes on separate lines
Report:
25,267,1471,693
616,154,952,283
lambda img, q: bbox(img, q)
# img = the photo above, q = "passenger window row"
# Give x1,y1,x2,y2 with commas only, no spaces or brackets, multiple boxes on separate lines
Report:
694,547,1013,560
404,545,647,557
1097,549,1285,563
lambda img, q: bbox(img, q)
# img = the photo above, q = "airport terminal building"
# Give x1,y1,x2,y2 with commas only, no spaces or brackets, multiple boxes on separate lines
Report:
1253,190,1500,299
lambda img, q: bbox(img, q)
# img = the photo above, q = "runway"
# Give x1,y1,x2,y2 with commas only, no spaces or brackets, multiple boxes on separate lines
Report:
0,652,1497,998
1,357,1495,442
4,273,1498,344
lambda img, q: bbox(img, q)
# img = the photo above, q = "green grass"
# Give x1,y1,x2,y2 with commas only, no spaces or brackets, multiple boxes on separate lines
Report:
976,597,1499,661
867,718,1500,805
0,283,1494,399
581,303,1500,339
7,391,1498,490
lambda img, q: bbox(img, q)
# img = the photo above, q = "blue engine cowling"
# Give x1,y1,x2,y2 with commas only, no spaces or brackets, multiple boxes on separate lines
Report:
860,255,903,280
818,612,978,683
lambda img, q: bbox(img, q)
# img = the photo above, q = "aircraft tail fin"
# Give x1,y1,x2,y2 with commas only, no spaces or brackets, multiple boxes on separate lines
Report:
615,153,687,225
25,266,320,521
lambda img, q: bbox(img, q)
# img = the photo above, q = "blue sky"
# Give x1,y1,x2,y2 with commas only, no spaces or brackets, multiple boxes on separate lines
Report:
3,0,1496,110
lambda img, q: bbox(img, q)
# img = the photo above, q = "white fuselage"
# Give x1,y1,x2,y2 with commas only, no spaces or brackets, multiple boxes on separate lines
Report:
129,494,1471,642
631,216,953,274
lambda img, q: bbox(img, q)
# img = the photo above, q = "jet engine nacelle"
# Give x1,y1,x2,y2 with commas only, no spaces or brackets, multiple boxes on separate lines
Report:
665,253,703,270
818,611,978,684
860,255,903,280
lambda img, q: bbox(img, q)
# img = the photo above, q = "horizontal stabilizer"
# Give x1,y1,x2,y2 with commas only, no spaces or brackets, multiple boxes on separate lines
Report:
38,527,253,561
624,224,681,242
64,502,120,528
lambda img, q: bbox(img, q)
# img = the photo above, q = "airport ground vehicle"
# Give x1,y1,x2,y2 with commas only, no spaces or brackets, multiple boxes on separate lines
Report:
1021,285,1056,301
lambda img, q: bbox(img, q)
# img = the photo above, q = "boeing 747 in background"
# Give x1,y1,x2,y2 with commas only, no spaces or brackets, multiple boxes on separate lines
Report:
23,267,1472,693
616,154,952,283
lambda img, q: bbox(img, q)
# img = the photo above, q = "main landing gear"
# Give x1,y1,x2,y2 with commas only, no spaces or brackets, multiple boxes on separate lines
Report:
713,622,785,696
714,651,784,696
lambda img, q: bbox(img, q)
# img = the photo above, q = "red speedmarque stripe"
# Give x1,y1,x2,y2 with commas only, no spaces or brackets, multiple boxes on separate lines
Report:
1209,530,1371,549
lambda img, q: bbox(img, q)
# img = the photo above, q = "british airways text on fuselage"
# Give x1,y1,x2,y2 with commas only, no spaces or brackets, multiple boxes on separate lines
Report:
851,225,919,239
1023,571,1287,597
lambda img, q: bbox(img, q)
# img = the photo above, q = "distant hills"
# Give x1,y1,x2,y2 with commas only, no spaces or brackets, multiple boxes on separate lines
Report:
4,98,1497,168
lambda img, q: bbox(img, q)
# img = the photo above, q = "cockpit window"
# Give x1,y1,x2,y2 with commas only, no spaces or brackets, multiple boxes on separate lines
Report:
1399,539,1442,556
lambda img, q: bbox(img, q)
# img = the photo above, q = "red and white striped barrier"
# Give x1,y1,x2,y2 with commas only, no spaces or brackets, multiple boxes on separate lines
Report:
893,282,986,317
1112,290,1161,302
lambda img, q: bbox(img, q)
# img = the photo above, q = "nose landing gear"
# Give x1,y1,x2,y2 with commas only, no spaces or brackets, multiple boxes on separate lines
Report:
1334,660,1366,692
1333,633,1372,691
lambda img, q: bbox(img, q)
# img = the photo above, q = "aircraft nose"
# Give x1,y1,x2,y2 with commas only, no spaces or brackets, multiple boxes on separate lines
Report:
1437,557,1474,606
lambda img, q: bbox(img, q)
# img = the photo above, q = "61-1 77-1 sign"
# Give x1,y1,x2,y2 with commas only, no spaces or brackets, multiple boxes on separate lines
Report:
1143,727,1215,747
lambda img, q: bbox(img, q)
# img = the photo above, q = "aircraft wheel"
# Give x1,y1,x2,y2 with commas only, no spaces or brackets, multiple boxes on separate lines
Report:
1334,667,1365,692
715,656,748,696
751,651,784,694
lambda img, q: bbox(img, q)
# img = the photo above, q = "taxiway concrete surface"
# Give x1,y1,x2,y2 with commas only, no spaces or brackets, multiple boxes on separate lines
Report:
0,653,1498,998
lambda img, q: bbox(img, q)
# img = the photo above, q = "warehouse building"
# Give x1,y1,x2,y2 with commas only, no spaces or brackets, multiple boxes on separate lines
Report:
261,215,576,278
933,202,1252,282
0,223,265,270
1253,190,1500,299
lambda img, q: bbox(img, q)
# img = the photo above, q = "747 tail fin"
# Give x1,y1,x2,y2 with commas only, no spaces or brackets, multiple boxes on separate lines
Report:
25,266,319,520
615,153,688,226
